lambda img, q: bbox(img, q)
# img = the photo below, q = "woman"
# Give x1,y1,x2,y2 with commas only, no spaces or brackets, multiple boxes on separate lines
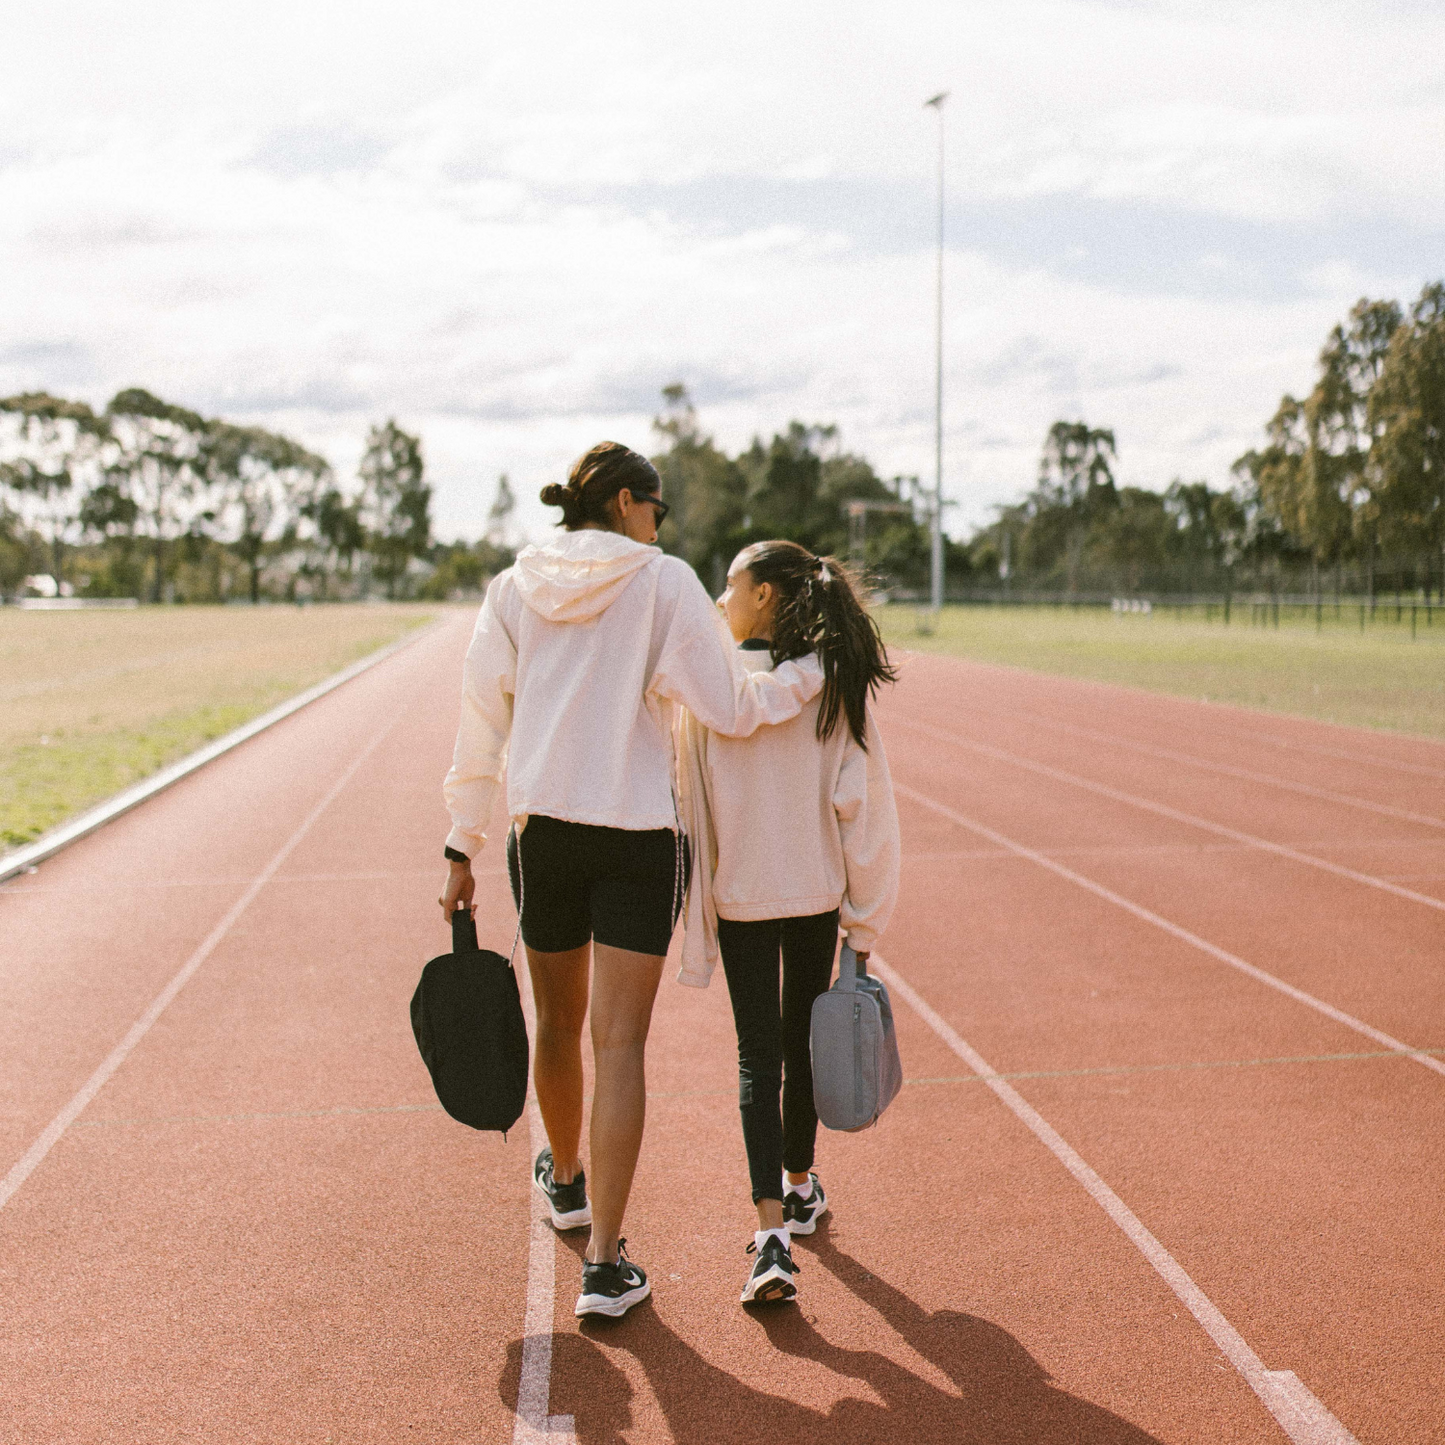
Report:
676,540,900,1305
439,443,822,1319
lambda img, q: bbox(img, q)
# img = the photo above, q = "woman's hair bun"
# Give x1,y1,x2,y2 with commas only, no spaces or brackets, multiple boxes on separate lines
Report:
541,441,660,528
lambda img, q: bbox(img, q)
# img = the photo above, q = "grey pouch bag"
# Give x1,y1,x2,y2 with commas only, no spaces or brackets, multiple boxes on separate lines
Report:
810,944,903,1132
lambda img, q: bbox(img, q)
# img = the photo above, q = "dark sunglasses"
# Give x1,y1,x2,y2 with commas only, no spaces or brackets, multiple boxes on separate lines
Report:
631,491,670,524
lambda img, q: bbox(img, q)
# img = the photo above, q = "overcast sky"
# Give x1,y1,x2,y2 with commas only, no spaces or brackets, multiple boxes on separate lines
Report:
3,0,1443,543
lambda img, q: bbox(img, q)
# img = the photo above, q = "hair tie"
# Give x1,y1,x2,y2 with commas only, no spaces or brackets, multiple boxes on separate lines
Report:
818,562,831,584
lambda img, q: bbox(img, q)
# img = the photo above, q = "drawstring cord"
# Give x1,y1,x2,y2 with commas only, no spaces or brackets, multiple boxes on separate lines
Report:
509,823,523,967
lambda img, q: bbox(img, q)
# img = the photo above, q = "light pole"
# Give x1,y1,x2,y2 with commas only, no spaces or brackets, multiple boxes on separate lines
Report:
924,91,948,615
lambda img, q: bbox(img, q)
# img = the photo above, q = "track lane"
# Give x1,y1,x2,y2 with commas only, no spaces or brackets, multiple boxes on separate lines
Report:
876,796,1445,1443
6,621,1442,1441
868,659,1445,1441
1,614,535,1444
874,678,1445,1055
895,651,1445,803
884,713,1445,913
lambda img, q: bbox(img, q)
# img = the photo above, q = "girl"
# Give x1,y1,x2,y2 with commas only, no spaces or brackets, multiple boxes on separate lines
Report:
440,444,823,1320
676,540,900,1305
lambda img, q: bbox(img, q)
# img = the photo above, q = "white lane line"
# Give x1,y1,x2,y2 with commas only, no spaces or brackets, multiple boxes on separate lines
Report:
998,707,1445,832
899,648,1445,782
0,724,395,1212
872,952,1360,1445
894,781,1445,1082
1234,728,1445,783
513,960,575,1444
893,716,1445,916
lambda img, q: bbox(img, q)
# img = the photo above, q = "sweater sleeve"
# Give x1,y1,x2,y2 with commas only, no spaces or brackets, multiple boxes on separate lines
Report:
649,565,821,737
442,579,517,857
834,705,901,952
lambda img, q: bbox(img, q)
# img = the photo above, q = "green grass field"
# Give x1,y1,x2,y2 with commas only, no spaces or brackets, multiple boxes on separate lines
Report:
0,604,435,852
876,604,1445,740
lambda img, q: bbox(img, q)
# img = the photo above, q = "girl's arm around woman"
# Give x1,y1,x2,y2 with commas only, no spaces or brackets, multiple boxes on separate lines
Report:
650,563,821,737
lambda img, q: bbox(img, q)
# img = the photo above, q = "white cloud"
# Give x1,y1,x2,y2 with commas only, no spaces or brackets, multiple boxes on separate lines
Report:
2,0,1443,543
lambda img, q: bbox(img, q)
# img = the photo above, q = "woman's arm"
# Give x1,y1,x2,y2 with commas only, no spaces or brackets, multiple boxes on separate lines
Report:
441,579,518,859
835,707,901,954
650,565,821,736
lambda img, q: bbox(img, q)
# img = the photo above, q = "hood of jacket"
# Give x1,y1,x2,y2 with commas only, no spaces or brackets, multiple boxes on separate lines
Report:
511,528,659,623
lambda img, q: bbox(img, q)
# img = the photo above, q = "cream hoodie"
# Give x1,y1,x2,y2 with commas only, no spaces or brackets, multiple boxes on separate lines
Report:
675,645,901,987
443,530,824,856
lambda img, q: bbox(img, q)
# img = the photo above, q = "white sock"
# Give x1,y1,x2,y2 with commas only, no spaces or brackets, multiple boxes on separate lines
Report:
755,1228,790,1253
783,1174,813,1198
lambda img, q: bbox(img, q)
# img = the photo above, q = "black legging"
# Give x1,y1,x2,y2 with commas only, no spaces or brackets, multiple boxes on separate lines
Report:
718,910,840,1204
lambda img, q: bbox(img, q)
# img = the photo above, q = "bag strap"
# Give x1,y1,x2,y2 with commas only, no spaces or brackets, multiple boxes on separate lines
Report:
451,906,479,954
837,942,860,992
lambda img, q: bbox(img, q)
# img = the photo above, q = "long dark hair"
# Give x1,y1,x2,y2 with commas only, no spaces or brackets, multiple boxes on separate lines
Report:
540,441,660,529
736,540,897,750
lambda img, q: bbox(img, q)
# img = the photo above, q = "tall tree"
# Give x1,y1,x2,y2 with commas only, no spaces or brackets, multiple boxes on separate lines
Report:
103,389,210,602
1299,298,1401,578
651,383,748,583
1368,282,1445,587
1034,420,1117,592
209,423,330,602
300,484,365,599
0,392,107,587
357,419,431,598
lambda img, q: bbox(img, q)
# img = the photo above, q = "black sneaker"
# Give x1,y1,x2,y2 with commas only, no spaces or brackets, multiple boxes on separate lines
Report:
741,1233,798,1305
782,1173,827,1236
534,1147,591,1231
575,1239,650,1319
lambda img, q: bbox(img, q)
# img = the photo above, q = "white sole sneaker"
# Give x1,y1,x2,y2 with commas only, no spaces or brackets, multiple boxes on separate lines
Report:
783,1173,827,1235
740,1260,797,1304
575,1277,651,1318
535,1177,592,1231
533,1148,592,1231
574,1245,651,1318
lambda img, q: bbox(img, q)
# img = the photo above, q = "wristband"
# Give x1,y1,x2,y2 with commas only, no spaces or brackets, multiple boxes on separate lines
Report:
444,846,471,864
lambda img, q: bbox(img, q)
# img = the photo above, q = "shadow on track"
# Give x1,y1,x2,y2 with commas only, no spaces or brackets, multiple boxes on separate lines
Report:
500,1222,1162,1443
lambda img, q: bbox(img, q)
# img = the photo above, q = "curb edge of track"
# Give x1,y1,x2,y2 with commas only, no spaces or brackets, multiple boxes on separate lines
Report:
0,615,446,886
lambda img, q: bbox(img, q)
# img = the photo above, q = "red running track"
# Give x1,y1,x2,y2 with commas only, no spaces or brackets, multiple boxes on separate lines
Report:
1,616,1441,1443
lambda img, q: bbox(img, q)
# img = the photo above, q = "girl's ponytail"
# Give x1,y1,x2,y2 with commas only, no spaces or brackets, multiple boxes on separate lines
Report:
736,540,898,749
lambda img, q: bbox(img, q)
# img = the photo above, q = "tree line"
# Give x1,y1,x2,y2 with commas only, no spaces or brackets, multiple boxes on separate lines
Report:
647,384,943,594
967,282,1445,600
16,281,1437,608
0,389,442,602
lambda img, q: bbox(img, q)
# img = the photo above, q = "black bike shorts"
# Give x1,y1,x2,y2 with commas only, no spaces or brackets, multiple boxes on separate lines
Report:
506,814,690,957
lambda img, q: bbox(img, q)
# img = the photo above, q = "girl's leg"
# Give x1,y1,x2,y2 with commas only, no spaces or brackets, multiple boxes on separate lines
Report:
525,944,591,1185
718,917,786,1230
779,910,841,1181
585,943,666,1264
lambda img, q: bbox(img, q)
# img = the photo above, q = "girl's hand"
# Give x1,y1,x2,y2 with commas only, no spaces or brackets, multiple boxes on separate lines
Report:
853,950,869,966
439,860,476,919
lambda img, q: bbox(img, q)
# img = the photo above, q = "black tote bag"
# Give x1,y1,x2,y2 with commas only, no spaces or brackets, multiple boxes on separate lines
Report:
410,908,529,1136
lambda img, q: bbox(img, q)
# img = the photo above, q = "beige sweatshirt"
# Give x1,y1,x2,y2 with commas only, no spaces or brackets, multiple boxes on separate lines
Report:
676,645,901,987
443,530,823,857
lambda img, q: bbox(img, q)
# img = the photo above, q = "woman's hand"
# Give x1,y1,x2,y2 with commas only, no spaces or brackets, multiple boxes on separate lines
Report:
439,859,476,919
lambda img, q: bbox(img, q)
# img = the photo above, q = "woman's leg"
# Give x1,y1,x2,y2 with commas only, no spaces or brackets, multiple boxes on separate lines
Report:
779,910,841,1182
718,917,786,1230
585,943,666,1263
525,943,591,1185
